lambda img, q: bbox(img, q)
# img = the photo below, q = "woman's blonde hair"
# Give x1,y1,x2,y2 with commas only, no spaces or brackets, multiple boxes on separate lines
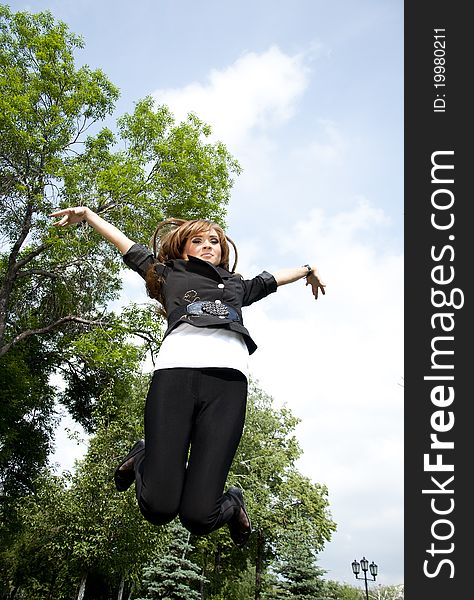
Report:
145,218,238,311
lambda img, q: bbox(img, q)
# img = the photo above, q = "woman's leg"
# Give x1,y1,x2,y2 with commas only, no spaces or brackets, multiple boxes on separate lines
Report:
178,368,248,535
135,368,196,525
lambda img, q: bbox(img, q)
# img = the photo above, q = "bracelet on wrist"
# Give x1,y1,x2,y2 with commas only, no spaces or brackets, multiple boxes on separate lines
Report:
302,264,313,278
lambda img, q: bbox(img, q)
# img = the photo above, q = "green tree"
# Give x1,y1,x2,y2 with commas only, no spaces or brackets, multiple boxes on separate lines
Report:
0,337,57,498
323,580,364,600
271,529,328,599
0,302,164,596
0,5,239,500
1,375,336,600
1,472,77,600
369,584,404,600
1,369,166,600
234,381,336,599
0,283,164,599
135,522,207,600
186,381,336,599
0,4,119,356
0,3,239,361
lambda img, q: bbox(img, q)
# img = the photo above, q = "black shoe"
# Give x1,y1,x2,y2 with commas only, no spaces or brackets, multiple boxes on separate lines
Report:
114,440,145,492
227,486,252,547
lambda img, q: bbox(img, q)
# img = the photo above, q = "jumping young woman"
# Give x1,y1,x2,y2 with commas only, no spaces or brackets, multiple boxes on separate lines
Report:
50,206,326,546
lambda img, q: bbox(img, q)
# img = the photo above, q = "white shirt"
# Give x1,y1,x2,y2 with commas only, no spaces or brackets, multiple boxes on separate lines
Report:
154,323,249,378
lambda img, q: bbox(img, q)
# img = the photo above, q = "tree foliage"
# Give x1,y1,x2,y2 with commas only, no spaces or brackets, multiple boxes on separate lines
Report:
0,336,57,498
182,381,336,599
235,381,336,599
369,584,404,600
1,367,165,600
0,3,239,360
0,4,240,499
323,580,365,600
1,378,338,600
270,529,329,599
135,522,207,600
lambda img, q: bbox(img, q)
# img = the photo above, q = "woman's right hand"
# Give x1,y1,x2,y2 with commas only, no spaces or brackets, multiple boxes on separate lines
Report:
50,206,135,255
49,206,91,227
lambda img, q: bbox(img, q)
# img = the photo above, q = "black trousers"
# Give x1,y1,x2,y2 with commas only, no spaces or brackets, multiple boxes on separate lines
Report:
134,367,248,535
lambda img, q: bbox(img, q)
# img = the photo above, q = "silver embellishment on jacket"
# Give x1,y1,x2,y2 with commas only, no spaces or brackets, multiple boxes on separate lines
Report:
183,290,199,303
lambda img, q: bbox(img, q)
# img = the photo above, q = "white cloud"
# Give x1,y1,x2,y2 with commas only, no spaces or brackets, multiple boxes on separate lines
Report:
242,205,403,584
152,45,310,149
292,119,348,166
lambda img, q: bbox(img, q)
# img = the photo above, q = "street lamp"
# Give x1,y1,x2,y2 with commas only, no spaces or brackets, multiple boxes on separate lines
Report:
351,557,378,600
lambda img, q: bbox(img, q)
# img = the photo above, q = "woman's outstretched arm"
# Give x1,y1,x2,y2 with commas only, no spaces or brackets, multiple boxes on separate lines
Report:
50,206,135,255
273,265,326,299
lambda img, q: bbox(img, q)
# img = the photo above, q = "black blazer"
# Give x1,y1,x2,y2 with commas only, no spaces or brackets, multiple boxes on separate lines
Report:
122,244,278,354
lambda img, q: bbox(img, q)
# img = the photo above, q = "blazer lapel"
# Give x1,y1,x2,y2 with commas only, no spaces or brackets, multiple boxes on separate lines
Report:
186,255,228,282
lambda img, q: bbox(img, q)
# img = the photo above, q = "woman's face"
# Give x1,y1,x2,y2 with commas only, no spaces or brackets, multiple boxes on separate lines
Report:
182,228,222,266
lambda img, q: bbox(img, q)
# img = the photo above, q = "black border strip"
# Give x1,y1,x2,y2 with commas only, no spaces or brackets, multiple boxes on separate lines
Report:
405,2,470,597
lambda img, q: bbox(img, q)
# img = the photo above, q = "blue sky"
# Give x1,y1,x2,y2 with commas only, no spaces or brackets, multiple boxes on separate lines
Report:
12,0,404,588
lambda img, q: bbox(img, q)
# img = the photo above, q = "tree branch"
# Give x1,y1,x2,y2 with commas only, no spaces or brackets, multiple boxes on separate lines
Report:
0,201,37,344
16,268,60,279
14,243,49,270
129,330,157,345
0,315,104,359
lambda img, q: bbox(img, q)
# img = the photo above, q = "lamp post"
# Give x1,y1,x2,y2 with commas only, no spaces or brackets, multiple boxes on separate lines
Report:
351,557,378,600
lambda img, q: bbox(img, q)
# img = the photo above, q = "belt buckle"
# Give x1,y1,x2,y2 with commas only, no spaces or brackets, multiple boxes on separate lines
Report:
201,301,229,317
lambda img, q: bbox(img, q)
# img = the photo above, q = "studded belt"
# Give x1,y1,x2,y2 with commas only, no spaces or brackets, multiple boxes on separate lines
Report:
185,300,240,321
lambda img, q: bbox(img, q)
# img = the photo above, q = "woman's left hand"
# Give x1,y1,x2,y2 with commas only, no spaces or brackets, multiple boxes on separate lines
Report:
306,268,326,299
